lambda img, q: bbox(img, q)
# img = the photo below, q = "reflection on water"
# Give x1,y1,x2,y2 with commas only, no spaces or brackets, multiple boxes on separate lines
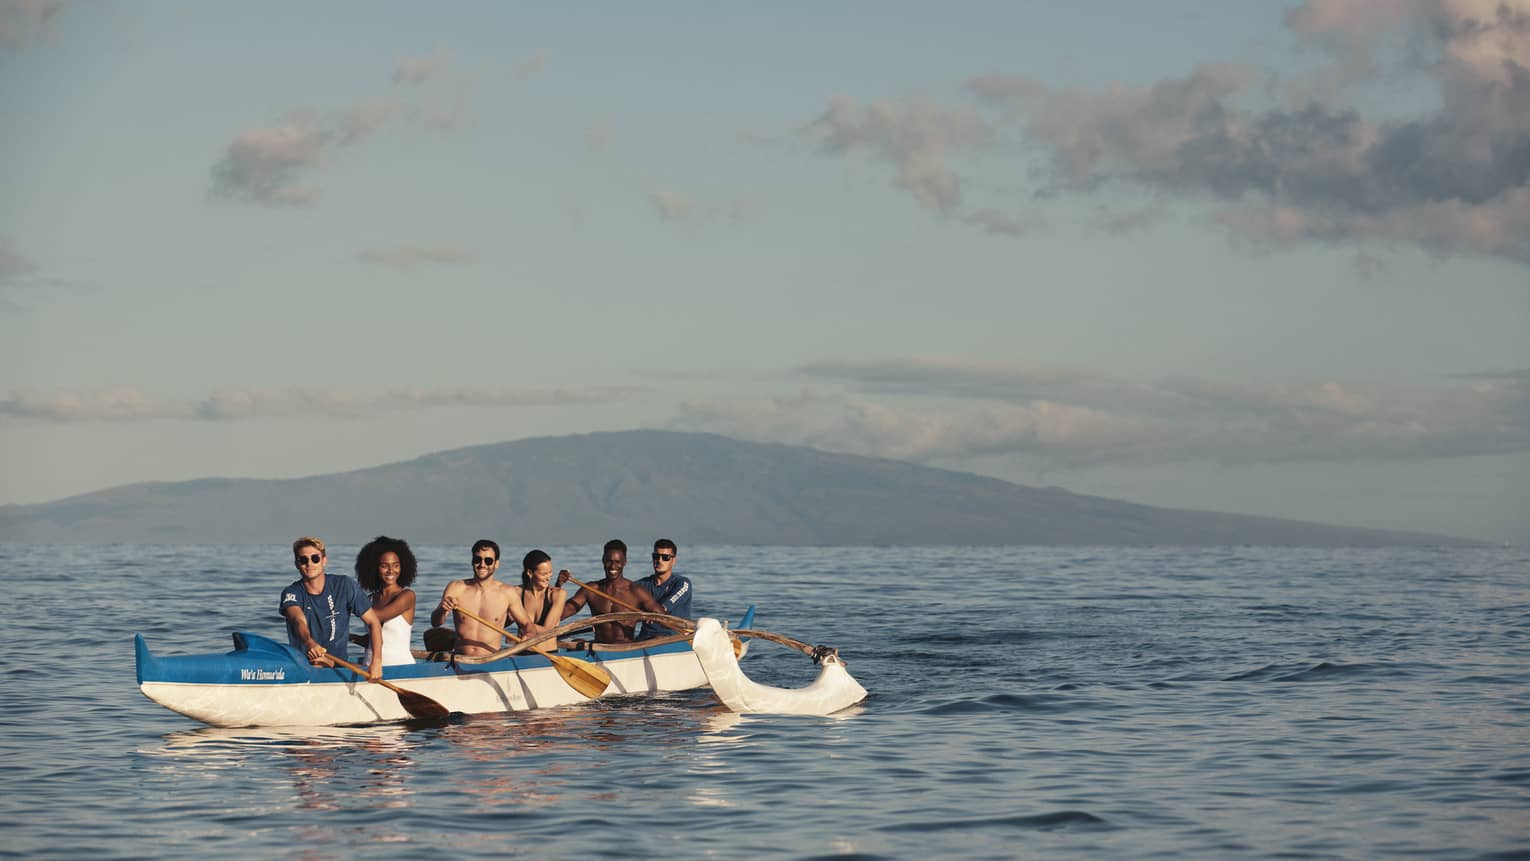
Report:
147,723,421,812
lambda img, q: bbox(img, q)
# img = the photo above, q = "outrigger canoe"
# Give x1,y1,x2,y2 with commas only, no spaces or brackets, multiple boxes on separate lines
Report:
136,608,754,728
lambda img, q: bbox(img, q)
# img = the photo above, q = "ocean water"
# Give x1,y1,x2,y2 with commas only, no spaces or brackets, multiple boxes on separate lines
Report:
0,543,1525,860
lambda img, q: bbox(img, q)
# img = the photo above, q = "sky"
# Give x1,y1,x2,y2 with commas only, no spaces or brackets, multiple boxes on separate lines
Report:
1,0,1527,544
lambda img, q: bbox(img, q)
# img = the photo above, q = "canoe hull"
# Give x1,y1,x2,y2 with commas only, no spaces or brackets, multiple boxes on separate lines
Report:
137,609,754,727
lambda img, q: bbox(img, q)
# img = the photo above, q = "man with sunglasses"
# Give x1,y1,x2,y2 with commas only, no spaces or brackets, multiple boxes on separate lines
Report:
279,536,384,680
636,538,693,640
557,539,664,643
426,539,530,656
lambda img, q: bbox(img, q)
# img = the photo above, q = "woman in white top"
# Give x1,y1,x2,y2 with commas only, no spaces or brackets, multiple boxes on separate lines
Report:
350,535,418,666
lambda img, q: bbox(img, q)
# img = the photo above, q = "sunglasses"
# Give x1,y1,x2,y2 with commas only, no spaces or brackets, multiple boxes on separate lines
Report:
473,556,497,566
296,553,322,565
652,552,674,561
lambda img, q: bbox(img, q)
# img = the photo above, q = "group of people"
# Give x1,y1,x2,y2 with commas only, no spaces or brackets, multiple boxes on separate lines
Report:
278,535,696,678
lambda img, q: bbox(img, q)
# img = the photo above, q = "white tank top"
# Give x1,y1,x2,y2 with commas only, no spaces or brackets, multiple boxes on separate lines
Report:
362,614,415,666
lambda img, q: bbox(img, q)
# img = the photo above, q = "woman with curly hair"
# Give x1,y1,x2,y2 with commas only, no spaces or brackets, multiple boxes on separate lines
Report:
350,535,419,666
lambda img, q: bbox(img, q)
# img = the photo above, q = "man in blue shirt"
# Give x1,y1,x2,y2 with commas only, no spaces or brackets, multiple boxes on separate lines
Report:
636,538,694,640
279,535,384,679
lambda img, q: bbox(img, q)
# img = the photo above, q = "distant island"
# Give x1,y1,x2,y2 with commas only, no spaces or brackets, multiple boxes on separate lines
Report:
0,430,1473,546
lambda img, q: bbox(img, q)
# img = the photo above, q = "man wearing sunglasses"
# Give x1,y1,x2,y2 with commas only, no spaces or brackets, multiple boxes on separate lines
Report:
557,539,664,643
426,539,531,656
636,538,693,640
279,536,384,680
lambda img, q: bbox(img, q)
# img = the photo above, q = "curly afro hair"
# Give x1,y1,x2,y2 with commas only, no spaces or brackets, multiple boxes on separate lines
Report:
354,535,418,592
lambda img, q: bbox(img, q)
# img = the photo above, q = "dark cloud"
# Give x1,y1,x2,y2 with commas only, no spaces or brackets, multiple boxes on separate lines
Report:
966,0,1530,263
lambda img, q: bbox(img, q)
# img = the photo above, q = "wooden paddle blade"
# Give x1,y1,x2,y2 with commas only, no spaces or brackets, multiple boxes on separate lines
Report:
395,687,452,720
549,654,611,698
329,654,453,720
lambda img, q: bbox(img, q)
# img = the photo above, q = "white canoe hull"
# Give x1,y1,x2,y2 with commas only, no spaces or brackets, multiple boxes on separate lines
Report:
139,648,711,727
136,610,755,728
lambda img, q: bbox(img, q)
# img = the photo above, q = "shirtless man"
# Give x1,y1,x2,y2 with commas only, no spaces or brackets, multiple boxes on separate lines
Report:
557,539,663,644
427,539,531,656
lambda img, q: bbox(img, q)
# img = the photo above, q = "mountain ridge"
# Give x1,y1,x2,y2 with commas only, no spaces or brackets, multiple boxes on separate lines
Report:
0,430,1472,546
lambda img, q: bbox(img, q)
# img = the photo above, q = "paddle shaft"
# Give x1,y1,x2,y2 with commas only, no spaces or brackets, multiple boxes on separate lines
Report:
453,606,548,648
326,654,396,691
451,605,612,698
563,575,688,626
562,575,748,658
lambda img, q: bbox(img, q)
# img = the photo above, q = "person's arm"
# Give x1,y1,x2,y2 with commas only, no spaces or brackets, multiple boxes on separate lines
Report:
663,577,693,618
546,586,568,628
430,583,458,628
634,587,664,615
374,589,416,624
360,608,384,680
283,605,333,666
558,571,588,618
504,587,532,630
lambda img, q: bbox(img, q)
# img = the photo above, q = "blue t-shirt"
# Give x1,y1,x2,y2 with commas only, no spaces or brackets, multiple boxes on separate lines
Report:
278,574,371,660
637,573,693,639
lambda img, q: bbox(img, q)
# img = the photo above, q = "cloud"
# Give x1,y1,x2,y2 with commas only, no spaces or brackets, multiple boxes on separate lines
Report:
209,108,386,206
585,120,611,152
0,236,37,282
357,245,479,270
0,0,65,52
670,357,1530,469
511,50,549,81
394,48,450,86
963,208,1034,236
210,54,474,206
805,95,991,214
1094,205,1163,235
648,189,755,224
0,236,87,312
965,0,1530,263
0,383,644,423
650,189,693,221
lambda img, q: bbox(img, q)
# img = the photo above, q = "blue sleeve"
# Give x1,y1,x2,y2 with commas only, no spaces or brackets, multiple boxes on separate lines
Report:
278,584,302,616
666,577,693,617
343,577,371,619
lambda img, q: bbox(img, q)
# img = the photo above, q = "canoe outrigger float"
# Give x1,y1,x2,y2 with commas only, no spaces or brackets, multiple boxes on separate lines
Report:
136,608,867,727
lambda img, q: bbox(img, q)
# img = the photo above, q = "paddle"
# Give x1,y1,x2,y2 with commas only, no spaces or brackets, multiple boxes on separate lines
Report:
452,606,611,699
561,574,743,657
562,574,684,624
326,654,451,720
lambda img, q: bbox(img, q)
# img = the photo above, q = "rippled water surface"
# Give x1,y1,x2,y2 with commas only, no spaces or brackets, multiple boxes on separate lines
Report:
1,544,1526,860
